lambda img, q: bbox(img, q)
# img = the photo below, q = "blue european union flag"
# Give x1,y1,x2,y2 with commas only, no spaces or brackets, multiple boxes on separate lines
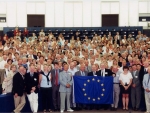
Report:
73,76,113,104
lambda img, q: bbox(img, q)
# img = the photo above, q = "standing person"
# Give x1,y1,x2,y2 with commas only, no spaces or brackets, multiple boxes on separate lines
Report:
131,64,141,111
39,64,52,113
25,65,39,113
143,66,150,113
12,66,26,113
2,64,17,94
98,62,112,110
59,64,73,113
111,65,121,111
74,64,88,110
119,66,133,110
51,62,62,111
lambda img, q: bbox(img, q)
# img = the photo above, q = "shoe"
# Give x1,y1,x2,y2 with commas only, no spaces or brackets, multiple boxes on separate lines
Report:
135,108,138,111
132,107,135,111
114,108,117,111
60,110,64,113
67,109,74,112
110,107,114,111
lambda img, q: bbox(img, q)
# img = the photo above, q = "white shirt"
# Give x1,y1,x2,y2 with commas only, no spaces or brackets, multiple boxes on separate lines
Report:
68,68,78,76
119,72,133,85
107,60,113,69
0,60,7,69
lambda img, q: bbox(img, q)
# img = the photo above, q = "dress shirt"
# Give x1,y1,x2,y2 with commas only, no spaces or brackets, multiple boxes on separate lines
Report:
68,68,78,76
0,60,7,69
101,69,105,77
113,71,121,83
80,71,85,76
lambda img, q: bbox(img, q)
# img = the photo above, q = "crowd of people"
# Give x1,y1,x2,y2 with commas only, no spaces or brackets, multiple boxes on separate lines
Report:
0,27,150,113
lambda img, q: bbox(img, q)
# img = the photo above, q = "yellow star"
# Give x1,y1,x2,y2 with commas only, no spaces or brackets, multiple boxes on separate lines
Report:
88,97,90,100
87,79,90,82
97,79,100,82
98,97,100,100
84,83,86,86
102,88,105,91
101,83,104,86
82,88,85,91
101,94,104,96
92,78,95,81
84,93,87,96
93,98,95,101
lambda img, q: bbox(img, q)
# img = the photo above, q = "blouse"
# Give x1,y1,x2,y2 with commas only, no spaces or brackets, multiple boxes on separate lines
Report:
119,72,133,85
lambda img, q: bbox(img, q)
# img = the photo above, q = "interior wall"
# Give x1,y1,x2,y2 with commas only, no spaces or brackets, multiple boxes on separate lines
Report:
0,0,150,29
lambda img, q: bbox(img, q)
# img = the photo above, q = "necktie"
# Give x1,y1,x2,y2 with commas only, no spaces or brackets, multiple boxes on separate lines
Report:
145,68,147,74
82,71,85,76
147,75,150,85
55,70,58,86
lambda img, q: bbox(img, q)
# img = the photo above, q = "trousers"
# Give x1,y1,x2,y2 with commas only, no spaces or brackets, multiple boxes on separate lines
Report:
27,92,38,112
60,92,71,110
111,84,120,108
14,94,26,113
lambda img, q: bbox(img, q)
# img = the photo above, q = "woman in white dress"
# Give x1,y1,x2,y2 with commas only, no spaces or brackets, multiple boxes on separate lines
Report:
2,64,17,93
119,66,133,110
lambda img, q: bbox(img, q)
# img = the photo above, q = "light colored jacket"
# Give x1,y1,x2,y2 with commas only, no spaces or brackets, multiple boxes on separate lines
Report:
2,71,16,93
143,73,150,94
59,71,73,93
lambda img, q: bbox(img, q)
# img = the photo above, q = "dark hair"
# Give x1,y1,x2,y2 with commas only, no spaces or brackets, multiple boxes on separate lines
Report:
7,59,13,63
54,62,59,65
123,66,129,70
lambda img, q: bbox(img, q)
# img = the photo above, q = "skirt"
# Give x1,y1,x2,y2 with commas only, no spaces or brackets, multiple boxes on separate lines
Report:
120,84,130,94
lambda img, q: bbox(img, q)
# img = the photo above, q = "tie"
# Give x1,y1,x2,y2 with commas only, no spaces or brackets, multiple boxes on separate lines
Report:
147,75,150,85
145,68,147,74
82,71,85,76
55,70,58,86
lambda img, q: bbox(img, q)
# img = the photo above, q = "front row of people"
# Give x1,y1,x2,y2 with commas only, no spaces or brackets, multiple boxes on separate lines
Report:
3,62,150,113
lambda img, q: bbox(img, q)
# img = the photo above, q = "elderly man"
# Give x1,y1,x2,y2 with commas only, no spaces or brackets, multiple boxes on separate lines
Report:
25,65,39,113
111,65,121,111
59,64,73,113
12,66,26,113
143,66,150,113
131,64,141,111
74,64,88,110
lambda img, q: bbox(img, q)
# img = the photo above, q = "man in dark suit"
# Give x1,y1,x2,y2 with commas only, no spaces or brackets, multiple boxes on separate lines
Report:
139,61,149,111
75,64,88,110
87,64,99,110
88,64,99,76
51,62,62,111
98,63,113,77
98,63,113,110
12,66,26,113
25,65,39,113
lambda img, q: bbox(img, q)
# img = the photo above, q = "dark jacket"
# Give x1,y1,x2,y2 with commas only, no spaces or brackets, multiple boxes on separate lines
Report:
25,72,39,94
88,71,99,76
98,69,113,76
12,72,25,96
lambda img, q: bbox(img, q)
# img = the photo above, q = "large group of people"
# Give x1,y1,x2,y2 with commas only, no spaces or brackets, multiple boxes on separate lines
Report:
0,27,150,113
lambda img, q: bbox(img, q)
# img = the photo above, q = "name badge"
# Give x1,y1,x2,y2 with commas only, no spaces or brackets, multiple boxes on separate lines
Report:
135,76,138,78
105,72,108,74
34,78,37,81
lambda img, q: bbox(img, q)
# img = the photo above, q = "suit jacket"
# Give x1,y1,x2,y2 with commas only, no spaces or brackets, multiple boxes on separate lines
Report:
59,71,73,93
51,69,62,86
88,71,99,76
74,70,88,76
12,72,25,96
131,70,141,88
139,65,147,86
25,72,39,94
98,69,113,76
